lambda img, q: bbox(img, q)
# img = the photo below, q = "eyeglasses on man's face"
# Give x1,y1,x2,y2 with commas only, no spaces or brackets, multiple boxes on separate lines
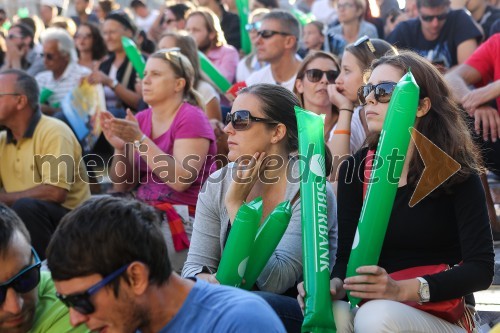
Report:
419,11,448,22
42,53,56,61
56,264,130,315
256,29,292,39
0,247,41,305
337,2,355,10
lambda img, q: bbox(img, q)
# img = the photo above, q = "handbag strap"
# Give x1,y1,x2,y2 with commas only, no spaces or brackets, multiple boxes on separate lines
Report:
363,149,376,200
121,62,133,89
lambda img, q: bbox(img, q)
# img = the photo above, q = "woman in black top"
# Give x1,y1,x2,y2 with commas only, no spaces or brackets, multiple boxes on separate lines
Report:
298,51,494,332
87,11,142,114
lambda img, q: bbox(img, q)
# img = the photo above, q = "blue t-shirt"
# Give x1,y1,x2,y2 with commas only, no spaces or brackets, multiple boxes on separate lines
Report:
158,280,286,333
386,9,482,68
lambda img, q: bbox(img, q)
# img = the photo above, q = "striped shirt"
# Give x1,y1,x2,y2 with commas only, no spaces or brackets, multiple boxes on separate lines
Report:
35,62,91,107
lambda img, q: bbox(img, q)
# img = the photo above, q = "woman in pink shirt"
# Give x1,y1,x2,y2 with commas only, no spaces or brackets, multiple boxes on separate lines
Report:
100,49,217,272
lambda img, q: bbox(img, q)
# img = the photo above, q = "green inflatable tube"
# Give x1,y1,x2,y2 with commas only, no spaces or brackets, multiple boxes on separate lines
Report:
121,36,145,79
198,51,232,93
236,0,252,54
291,8,315,26
345,71,420,307
39,88,53,104
216,197,262,287
241,200,292,290
296,106,336,333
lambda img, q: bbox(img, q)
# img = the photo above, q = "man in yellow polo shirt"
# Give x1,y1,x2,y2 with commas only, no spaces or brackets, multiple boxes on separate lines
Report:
0,203,89,333
0,69,90,260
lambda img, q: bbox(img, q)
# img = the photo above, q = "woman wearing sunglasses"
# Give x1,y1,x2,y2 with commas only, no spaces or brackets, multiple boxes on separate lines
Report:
294,51,341,142
183,84,337,312
100,49,217,273
298,51,494,332
327,36,396,181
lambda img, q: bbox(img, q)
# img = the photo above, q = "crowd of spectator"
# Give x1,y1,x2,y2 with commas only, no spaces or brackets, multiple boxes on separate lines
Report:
0,0,499,331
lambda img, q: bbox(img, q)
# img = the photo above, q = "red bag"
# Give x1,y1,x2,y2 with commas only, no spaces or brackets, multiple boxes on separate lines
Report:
388,264,465,323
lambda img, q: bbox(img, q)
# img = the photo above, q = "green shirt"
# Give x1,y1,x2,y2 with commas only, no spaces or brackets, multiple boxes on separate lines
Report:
29,271,89,333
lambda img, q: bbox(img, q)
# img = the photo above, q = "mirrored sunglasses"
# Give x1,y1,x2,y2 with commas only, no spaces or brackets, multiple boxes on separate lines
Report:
225,110,279,131
357,81,397,105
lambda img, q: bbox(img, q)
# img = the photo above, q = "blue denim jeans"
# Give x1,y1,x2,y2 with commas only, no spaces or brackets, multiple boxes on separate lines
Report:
254,291,304,333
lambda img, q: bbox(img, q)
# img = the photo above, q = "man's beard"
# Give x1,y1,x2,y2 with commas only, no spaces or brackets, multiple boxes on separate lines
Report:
198,38,212,53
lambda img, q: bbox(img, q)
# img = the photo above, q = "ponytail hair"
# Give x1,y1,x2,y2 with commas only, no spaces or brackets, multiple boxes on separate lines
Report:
151,49,205,110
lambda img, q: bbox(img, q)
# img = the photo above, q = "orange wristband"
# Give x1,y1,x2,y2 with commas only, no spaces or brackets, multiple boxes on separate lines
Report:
334,129,351,135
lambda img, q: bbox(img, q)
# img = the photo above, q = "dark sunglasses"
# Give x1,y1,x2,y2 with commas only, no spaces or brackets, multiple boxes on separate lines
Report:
42,53,55,61
420,12,448,22
7,34,23,40
56,264,129,315
226,110,279,131
245,21,262,32
353,35,376,53
164,18,177,25
256,29,291,39
0,248,41,304
357,81,397,105
305,69,339,84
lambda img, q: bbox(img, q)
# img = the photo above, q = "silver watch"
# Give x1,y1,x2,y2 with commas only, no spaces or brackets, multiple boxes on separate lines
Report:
416,277,430,303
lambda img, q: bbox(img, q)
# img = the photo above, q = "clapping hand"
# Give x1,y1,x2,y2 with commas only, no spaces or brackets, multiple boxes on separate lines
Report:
100,109,143,150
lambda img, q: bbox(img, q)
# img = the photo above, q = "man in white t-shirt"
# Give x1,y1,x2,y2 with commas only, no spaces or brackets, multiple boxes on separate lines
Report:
245,11,302,92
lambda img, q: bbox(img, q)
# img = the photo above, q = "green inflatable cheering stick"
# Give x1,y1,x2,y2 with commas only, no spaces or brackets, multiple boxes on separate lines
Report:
216,197,262,287
121,36,146,79
291,8,315,26
236,0,252,55
296,106,336,333
241,200,292,290
345,71,420,307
